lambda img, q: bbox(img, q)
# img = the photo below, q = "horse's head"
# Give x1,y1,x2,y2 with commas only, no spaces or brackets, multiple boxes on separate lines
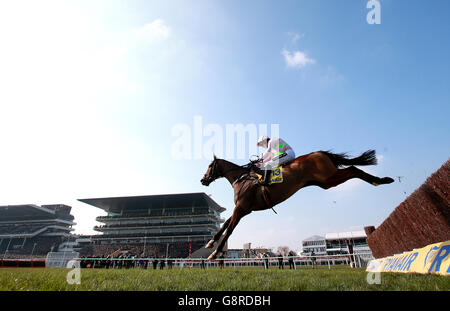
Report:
201,155,222,186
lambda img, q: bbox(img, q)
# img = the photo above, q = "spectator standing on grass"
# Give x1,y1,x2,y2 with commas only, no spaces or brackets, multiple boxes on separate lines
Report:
152,257,158,270
124,255,130,269
159,256,165,270
132,255,137,269
131,255,135,269
311,251,317,269
288,253,295,270
139,254,145,269
125,255,129,269
200,257,205,269
144,255,150,269
277,253,284,269
263,253,269,270
167,257,173,269
218,254,225,269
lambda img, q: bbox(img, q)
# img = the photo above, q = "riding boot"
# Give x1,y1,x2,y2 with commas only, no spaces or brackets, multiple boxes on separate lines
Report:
252,166,264,176
258,169,272,186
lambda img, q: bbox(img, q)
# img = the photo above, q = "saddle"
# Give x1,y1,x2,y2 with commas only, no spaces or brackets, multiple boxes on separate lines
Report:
254,166,284,185
244,161,283,212
242,157,284,185
237,158,290,212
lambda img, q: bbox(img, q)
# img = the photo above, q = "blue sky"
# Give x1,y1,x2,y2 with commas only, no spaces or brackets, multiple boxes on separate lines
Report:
0,1,449,251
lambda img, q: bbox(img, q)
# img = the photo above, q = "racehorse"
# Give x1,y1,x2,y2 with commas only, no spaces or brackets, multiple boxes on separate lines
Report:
200,150,394,260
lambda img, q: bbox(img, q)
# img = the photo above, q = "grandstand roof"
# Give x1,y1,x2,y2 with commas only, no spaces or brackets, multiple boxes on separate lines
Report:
0,204,75,222
302,235,325,242
78,192,226,213
0,204,53,219
0,204,75,230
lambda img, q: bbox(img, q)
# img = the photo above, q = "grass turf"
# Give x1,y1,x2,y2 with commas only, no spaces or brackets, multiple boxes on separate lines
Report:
0,266,448,291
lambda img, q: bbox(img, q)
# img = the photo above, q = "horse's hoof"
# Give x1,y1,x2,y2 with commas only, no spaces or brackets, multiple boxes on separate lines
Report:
382,177,394,184
208,251,217,260
205,240,215,249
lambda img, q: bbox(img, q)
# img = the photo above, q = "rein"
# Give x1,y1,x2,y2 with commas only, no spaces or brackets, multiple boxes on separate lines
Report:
231,173,252,187
212,159,259,185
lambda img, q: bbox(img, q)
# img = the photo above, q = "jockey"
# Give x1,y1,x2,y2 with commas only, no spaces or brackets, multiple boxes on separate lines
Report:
255,135,296,186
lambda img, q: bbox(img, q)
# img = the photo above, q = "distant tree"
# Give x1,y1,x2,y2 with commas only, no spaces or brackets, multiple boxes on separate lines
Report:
288,250,297,257
277,246,290,256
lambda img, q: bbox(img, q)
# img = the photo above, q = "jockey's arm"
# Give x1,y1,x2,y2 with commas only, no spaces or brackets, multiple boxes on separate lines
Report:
258,139,295,169
255,148,273,168
254,150,274,170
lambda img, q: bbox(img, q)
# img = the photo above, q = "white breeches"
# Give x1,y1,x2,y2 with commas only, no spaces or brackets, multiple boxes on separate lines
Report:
261,149,295,170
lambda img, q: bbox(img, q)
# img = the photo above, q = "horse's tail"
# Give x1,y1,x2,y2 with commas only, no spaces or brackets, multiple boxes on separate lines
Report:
321,150,377,168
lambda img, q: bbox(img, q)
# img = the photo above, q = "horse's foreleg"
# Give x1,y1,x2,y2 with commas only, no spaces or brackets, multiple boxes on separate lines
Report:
323,166,394,189
208,208,249,260
205,217,231,248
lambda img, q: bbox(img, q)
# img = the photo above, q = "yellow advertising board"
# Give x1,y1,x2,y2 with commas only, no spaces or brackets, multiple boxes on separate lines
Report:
366,240,450,276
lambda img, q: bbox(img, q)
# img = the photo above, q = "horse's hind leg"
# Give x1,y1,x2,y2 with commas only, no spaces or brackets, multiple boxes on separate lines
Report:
347,166,394,186
205,217,231,248
323,166,394,189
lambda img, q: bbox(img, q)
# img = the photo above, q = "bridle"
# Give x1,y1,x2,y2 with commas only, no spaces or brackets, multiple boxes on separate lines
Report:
208,159,220,181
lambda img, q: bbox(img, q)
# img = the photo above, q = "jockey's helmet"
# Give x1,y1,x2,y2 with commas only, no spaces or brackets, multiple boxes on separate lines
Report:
257,135,270,147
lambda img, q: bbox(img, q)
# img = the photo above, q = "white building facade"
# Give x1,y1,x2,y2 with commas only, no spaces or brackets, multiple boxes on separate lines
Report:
301,230,374,266
301,235,327,256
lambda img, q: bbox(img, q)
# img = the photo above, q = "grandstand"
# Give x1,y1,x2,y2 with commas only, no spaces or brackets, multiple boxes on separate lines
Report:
300,230,374,266
301,235,327,256
0,204,75,258
325,231,372,256
78,192,226,258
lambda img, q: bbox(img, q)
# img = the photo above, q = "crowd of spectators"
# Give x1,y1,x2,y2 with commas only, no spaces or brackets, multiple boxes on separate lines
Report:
0,224,47,234
79,254,177,270
81,241,206,259
0,236,62,257
0,254,46,259
2,238,362,269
